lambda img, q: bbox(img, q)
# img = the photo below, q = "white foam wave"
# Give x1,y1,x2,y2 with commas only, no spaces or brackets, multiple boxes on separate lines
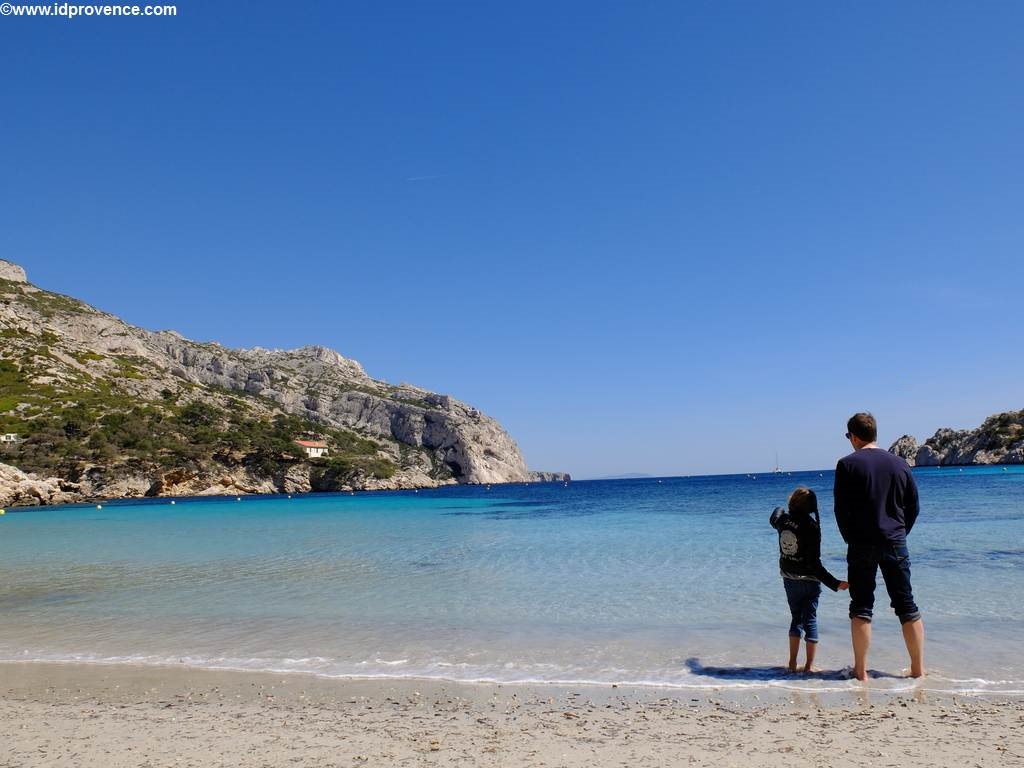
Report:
1,649,1022,697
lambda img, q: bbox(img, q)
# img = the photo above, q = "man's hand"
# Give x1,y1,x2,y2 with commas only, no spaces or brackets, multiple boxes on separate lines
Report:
838,581,849,591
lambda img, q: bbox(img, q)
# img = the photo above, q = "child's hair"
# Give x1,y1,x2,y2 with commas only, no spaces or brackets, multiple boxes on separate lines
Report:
788,487,820,525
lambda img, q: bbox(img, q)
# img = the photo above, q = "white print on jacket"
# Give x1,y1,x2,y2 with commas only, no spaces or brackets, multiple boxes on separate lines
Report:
780,530,799,556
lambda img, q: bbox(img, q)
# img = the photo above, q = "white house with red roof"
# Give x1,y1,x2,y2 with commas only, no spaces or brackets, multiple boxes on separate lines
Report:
293,439,328,459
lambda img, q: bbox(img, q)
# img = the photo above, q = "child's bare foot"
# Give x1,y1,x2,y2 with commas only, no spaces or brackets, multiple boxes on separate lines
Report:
787,662,797,673
801,665,817,675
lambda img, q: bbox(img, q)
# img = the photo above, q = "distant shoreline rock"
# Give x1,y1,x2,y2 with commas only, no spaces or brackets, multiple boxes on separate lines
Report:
527,471,571,483
889,409,1024,467
0,461,575,508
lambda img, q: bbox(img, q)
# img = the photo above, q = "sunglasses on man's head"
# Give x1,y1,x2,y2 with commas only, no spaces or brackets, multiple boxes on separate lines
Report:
845,432,852,439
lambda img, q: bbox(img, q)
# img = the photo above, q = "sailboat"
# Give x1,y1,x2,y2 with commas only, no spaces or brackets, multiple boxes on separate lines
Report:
773,453,783,474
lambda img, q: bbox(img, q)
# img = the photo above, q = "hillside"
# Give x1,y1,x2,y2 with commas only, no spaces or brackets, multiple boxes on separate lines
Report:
889,410,1024,467
0,260,546,504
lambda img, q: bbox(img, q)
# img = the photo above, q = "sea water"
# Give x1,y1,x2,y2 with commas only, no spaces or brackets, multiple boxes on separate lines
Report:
1,467,1022,695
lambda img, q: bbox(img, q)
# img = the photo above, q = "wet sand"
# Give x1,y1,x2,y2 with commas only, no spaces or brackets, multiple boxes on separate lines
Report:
2,662,1021,767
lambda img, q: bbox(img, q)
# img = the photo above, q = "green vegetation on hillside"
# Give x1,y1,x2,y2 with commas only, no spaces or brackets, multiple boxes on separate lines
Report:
0,350,398,483
2,389,396,481
0,278,91,318
980,410,1024,450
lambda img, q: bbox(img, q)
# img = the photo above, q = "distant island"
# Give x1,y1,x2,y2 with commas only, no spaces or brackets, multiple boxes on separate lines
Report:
0,260,567,506
889,410,1024,467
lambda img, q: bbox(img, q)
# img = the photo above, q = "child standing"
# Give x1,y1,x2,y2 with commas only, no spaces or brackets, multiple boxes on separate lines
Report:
770,487,848,673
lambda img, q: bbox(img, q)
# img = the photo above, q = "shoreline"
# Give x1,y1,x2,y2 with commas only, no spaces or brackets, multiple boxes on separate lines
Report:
3,661,1021,767
3,461,1021,511
4,656,1021,700
0,476,537,511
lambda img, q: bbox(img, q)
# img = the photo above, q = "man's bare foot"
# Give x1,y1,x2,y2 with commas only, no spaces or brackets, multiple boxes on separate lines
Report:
787,662,798,673
853,667,868,681
801,665,817,675
907,667,925,678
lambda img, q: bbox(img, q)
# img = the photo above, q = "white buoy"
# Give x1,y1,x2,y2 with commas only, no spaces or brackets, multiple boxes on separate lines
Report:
170,500,176,505
96,505,102,509
236,496,241,501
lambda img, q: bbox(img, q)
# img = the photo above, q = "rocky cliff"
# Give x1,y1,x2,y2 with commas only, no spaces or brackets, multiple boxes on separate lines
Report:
527,471,571,483
889,410,1024,467
0,259,545,505
0,462,80,507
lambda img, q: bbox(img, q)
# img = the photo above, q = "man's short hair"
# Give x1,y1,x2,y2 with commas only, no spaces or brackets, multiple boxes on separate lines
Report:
847,412,877,442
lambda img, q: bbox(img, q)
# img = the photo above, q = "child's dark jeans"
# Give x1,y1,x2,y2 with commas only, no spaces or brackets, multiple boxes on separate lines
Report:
783,577,822,642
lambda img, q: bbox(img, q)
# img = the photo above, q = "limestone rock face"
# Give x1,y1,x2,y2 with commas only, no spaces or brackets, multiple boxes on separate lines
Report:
276,465,313,495
913,445,943,467
72,466,154,499
146,340,531,485
0,462,81,507
888,411,1024,467
528,471,572,482
0,259,27,283
889,436,919,467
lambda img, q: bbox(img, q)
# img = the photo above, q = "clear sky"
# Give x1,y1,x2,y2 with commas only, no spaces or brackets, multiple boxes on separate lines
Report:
3,2,1022,478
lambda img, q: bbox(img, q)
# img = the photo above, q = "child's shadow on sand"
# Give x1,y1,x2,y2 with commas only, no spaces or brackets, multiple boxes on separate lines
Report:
683,657,902,681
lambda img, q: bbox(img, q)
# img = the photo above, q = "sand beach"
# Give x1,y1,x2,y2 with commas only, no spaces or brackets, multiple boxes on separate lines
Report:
2,662,1021,768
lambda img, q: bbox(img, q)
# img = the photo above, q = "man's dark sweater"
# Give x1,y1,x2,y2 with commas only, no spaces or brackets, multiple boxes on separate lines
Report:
834,448,919,546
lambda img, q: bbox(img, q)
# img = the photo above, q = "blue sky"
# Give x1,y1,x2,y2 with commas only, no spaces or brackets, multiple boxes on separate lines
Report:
3,2,1022,477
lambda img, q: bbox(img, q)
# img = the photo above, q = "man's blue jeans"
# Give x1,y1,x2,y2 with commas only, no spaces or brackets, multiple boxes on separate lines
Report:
784,578,822,642
847,542,921,624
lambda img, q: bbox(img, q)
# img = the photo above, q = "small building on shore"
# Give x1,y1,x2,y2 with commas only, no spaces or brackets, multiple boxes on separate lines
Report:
293,439,328,459
0,433,21,444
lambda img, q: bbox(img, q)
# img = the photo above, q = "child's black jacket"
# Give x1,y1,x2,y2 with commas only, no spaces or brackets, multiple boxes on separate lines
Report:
769,507,842,591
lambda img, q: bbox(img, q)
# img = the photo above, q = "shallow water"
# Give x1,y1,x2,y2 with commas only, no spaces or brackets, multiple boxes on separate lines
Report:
1,466,1022,695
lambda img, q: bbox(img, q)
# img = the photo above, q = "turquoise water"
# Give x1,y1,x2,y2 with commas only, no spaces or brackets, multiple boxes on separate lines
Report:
1,467,1022,695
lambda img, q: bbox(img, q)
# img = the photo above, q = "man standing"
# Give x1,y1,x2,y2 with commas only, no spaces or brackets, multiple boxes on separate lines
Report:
834,412,925,681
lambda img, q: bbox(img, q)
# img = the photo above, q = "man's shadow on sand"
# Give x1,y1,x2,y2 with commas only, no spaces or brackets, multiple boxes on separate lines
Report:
683,657,903,681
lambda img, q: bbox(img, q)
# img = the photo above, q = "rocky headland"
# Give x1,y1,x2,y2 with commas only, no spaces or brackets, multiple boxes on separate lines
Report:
888,410,1024,467
0,260,565,507
526,471,571,483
